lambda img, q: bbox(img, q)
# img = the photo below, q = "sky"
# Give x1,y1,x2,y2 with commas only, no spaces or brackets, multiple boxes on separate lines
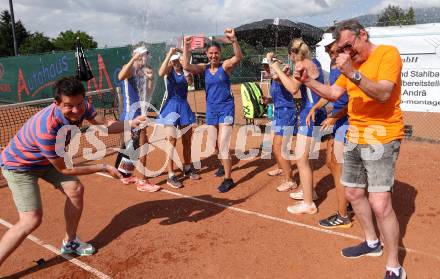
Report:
1,0,439,47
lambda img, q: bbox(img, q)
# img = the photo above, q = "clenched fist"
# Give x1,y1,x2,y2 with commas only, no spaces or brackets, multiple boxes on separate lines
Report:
224,28,236,42
335,53,355,77
293,64,309,83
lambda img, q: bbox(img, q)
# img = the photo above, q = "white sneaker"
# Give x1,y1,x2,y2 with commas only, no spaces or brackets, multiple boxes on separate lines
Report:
267,169,283,176
287,201,318,215
61,236,95,256
276,180,298,192
289,189,318,201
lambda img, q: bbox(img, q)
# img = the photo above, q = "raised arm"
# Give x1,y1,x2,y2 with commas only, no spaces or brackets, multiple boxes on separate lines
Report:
144,66,154,97
185,71,194,85
159,48,179,77
118,52,140,80
266,52,301,95
294,63,346,102
182,36,205,75
222,28,243,75
335,53,395,104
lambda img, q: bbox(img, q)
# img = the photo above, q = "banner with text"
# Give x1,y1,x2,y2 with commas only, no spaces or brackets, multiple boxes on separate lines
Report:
0,44,166,108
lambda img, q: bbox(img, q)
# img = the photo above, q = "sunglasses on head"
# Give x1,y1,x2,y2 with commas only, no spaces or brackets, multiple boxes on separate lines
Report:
288,42,303,54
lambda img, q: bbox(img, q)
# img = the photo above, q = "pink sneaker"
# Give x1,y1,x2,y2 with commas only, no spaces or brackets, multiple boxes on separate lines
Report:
136,180,161,192
120,176,138,185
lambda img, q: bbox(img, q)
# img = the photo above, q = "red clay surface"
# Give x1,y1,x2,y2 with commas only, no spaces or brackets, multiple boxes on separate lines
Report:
0,84,440,278
1,132,440,278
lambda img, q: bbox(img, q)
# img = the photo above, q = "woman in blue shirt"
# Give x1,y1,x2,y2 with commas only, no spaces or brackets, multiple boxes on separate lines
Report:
268,38,326,215
261,59,299,193
182,28,243,193
157,47,201,189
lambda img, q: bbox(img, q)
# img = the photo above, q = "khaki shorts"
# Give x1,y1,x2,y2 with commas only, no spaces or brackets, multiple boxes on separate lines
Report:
1,167,79,212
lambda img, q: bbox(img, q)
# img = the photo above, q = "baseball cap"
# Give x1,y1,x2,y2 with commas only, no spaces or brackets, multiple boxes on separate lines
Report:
317,34,335,47
133,46,148,55
170,53,181,61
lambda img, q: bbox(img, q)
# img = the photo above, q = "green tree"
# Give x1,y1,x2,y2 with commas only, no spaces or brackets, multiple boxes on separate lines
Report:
404,7,416,25
52,30,98,51
377,5,416,26
19,32,54,54
0,10,29,57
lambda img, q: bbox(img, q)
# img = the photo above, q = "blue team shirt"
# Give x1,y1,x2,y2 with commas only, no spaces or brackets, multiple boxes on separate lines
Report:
166,70,188,100
300,58,325,109
329,68,348,113
204,63,233,112
270,80,295,109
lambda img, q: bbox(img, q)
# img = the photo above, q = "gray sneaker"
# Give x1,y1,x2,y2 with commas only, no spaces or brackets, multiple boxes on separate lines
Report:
319,213,352,229
184,166,200,180
167,175,183,188
61,236,95,256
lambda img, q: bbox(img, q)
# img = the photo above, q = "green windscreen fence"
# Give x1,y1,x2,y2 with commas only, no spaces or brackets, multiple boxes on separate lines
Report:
0,43,166,109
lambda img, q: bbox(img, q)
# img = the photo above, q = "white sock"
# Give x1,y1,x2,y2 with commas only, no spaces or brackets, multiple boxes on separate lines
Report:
386,266,401,276
184,164,191,172
168,172,175,178
366,239,379,248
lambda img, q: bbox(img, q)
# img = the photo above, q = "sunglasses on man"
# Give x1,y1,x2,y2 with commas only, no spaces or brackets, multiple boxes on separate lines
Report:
338,36,358,53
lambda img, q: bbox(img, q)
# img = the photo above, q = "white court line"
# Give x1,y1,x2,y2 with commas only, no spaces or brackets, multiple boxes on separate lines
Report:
96,172,440,262
0,219,112,279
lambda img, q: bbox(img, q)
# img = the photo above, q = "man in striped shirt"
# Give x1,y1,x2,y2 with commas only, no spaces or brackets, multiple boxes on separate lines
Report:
0,76,145,266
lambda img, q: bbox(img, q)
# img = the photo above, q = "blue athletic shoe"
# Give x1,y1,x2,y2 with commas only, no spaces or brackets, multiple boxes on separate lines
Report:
184,165,200,180
341,241,383,258
215,165,225,177
218,178,235,193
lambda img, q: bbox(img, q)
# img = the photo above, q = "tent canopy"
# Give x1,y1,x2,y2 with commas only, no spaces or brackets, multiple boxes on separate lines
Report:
235,19,324,48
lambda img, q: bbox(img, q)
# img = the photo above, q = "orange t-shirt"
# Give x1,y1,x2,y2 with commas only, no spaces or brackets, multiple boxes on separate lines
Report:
335,45,404,144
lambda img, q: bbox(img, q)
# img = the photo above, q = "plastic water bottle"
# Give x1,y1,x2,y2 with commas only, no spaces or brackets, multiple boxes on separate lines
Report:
267,103,274,119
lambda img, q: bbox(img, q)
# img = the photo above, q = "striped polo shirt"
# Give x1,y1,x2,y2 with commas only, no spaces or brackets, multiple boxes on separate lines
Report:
0,100,96,171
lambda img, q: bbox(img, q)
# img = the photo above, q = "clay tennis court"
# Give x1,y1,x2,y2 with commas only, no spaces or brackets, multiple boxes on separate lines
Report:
0,87,439,278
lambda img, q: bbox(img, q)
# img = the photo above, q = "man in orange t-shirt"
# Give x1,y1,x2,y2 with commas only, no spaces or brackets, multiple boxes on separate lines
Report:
294,19,406,279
